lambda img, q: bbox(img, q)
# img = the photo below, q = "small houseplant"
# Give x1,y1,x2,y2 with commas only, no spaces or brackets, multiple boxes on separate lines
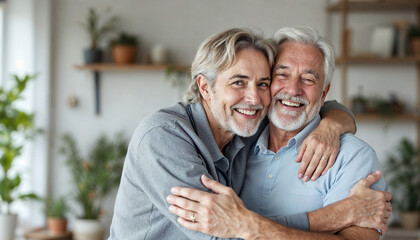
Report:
385,138,420,230
0,74,39,240
80,8,118,63
109,32,139,64
60,133,127,240
45,197,69,234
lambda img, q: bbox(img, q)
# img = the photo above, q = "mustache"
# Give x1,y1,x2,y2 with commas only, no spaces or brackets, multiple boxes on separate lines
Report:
273,93,309,106
231,103,263,110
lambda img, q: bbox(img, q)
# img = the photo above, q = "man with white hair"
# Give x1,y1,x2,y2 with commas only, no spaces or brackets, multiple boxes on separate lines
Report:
167,26,390,239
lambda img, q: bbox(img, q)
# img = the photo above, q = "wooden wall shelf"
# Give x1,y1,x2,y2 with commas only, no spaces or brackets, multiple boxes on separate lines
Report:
74,63,190,115
355,113,420,122
336,56,420,64
74,63,190,72
327,0,420,12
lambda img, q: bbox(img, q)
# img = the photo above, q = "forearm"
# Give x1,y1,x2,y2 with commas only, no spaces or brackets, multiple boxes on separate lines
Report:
307,197,355,233
241,211,368,240
320,109,356,135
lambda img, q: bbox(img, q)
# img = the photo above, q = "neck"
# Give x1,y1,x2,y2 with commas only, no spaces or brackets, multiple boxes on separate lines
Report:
268,122,300,152
201,101,235,151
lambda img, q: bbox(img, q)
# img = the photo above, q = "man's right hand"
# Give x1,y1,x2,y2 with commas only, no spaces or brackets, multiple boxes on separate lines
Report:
348,170,392,234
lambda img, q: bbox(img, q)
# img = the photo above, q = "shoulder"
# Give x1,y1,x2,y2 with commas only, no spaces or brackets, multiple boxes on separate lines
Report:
336,133,379,168
131,103,194,145
339,133,375,153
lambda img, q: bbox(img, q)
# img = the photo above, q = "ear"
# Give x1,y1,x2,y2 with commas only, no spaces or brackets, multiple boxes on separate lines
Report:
321,84,330,106
197,74,212,101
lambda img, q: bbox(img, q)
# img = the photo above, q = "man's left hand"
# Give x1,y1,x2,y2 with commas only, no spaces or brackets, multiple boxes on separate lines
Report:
166,174,251,238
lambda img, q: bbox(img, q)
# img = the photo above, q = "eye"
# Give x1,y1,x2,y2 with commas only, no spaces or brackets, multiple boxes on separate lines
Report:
232,80,244,86
258,81,270,89
302,78,316,85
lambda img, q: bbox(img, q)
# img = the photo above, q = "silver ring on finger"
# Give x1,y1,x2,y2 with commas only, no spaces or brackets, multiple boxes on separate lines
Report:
321,156,328,161
190,212,196,223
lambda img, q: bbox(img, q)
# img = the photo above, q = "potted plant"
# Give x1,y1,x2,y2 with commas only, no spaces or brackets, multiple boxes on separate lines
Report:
109,32,139,64
80,8,118,63
385,138,420,230
0,75,39,240
60,133,127,240
45,197,69,234
408,24,420,56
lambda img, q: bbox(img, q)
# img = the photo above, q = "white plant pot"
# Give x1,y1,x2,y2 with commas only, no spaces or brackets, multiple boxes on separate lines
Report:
0,213,17,240
74,218,104,240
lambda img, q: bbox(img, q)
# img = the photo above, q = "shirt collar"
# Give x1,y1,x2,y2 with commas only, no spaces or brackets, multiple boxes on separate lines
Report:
253,114,321,154
189,102,244,162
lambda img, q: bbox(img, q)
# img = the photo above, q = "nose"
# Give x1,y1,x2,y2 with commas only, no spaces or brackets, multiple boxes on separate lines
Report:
285,77,302,96
244,85,261,105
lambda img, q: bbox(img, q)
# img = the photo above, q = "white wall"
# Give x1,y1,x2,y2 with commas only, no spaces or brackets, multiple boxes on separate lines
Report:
4,0,412,236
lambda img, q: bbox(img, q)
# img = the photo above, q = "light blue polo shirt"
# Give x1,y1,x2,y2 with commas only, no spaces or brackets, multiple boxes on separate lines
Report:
240,114,387,218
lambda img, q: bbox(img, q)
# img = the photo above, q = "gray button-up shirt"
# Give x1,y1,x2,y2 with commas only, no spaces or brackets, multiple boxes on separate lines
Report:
109,101,353,240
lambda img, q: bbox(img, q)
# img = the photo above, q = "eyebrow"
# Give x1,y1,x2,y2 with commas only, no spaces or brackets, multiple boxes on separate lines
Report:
229,74,271,82
304,70,320,80
229,74,249,80
274,64,320,80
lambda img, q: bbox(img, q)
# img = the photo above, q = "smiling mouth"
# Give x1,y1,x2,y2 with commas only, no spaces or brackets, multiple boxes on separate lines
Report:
280,99,304,108
235,108,258,116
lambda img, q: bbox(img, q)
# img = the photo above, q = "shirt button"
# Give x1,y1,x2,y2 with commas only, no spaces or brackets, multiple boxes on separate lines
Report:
268,174,274,179
275,156,279,160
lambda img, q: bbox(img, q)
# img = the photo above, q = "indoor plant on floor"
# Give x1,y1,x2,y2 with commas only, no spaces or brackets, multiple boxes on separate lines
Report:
385,138,420,230
0,74,40,240
45,197,69,235
80,8,119,63
60,133,127,240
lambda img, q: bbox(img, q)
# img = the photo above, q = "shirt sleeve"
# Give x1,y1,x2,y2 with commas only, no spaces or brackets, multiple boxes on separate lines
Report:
320,100,357,133
109,124,234,240
269,212,309,231
323,138,387,206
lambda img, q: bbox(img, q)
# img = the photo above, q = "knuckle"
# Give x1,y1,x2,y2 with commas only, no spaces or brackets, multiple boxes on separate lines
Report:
202,207,212,216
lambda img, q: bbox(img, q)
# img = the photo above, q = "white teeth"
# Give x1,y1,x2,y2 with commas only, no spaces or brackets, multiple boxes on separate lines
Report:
281,100,301,107
237,109,257,116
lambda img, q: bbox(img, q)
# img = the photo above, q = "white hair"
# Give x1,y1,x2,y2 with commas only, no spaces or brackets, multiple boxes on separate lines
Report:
273,26,335,89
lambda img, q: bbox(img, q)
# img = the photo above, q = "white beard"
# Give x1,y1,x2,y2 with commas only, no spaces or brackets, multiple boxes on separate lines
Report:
269,93,322,132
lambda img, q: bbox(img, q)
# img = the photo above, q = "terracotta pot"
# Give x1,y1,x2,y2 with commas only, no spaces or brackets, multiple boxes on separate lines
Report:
400,211,420,230
112,45,137,64
411,38,420,56
47,217,67,234
74,218,104,240
0,213,17,240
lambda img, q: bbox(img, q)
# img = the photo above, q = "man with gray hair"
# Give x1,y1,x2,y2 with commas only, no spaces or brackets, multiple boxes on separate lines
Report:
167,26,390,239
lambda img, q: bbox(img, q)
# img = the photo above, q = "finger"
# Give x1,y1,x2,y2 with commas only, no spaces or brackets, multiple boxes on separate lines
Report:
171,186,210,202
177,216,201,232
302,151,324,182
295,144,307,163
384,192,392,201
322,150,338,175
169,204,199,223
201,174,231,194
310,155,328,181
386,202,392,211
166,195,199,211
297,147,315,179
357,171,381,187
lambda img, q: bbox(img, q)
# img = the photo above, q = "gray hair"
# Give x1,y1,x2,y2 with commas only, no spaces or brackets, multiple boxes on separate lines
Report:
183,28,276,104
273,26,335,89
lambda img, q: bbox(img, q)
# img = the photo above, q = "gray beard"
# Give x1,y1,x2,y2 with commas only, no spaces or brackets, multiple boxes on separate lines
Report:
269,97,322,132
